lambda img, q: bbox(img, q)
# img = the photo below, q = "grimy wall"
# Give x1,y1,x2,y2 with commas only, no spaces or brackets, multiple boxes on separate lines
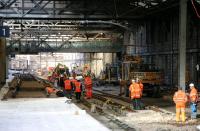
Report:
128,4,200,86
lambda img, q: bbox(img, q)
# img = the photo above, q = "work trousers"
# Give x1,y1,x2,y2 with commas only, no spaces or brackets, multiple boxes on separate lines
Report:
65,89,72,99
132,98,142,110
190,102,197,119
176,108,186,122
85,85,92,99
75,92,81,100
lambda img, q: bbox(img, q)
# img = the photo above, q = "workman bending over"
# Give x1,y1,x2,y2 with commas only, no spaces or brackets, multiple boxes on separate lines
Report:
173,87,188,122
129,79,142,110
45,87,57,97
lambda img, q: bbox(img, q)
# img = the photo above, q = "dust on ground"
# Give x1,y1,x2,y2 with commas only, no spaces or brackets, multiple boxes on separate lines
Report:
115,110,198,131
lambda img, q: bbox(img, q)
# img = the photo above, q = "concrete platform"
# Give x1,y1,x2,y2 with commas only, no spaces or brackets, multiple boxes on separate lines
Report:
0,98,110,131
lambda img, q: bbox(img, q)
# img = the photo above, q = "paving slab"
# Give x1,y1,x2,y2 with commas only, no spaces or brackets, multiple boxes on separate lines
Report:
0,98,110,131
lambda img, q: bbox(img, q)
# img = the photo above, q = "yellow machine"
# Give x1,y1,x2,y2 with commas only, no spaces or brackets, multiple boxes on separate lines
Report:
122,56,164,97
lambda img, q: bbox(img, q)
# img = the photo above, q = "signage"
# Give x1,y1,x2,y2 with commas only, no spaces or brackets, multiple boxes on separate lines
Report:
0,26,10,37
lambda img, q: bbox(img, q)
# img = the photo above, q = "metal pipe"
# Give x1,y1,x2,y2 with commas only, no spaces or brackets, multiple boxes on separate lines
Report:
80,20,132,31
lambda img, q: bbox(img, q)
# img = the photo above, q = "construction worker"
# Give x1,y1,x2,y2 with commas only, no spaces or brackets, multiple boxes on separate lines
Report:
138,79,144,92
84,74,92,99
45,87,57,97
64,77,73,100
45,86,64,97
74,80,83,102
71,73,77,89
129,79,142,110
173,87,188,122
189,83,198,119
138,79,144,109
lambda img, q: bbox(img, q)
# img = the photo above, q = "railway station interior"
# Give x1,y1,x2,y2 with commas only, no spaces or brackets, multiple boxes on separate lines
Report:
1,0,200,131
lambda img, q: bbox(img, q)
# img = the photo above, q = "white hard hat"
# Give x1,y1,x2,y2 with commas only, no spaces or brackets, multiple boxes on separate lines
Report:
189,83,194,87
132,79,135,82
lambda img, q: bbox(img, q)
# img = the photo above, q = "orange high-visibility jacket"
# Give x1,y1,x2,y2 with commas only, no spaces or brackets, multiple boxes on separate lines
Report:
139,82,144,91
64,80,72,90
190,87,198,102
74,81,82,92
71,79,77,84
84,77,92,86
71,79,77,88
129,83,142,99
46,87,55,93
173,90,188,106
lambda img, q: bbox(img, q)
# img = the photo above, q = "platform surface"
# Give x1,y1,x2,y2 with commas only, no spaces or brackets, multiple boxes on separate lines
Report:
0,98,110,131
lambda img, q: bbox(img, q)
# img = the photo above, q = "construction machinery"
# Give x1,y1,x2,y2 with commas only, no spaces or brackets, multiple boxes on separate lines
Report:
121,56,164,97
48,63,69,82
105,63,120,84
99,63,120,85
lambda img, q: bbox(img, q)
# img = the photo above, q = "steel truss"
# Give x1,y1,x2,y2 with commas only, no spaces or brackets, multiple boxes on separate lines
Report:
0,0,176,53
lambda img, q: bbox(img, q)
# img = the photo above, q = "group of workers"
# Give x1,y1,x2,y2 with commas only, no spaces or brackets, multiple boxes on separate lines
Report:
46,73,93,102
173,83,198,122
47,72,199,122
129,78,199,122
64,75,82,102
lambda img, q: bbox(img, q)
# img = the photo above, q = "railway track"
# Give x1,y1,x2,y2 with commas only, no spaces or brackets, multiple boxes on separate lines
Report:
8,74,47,98
93,89,166,113
80,94,136,131
93,89,200,127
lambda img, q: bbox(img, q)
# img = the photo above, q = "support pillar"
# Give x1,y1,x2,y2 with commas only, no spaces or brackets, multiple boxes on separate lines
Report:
0,38,6,87
179,0,187,91
5,55,8,79
124,31,136,55
123,31,130,55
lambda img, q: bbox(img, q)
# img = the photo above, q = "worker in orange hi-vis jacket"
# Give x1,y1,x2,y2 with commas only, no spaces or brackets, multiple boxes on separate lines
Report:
84,75,92,99
71,73,77,90
64,77,73,100
74,80,83,102
45,87,58,97
189,83,198,119
137,78,144,93
129,79,142,110
173,87,188,122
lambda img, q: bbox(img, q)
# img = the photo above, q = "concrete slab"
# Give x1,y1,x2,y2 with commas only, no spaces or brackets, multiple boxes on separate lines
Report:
0,98,110,131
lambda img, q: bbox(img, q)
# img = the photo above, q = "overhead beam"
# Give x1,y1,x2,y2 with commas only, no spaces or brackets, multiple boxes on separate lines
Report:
0,0,172,20
7,40,122,53
23,0,44,17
